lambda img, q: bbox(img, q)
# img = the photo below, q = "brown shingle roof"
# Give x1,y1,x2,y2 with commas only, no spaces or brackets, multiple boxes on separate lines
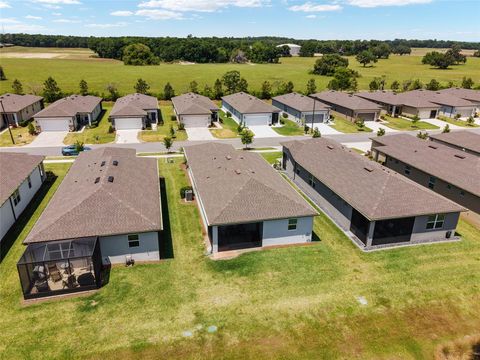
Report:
371,134,480,197
283,138,464,220
184,143,318,226
0,152,44,206
355,91,405,106
0,93,43,113
311,91,382,111
411,89,475,107
24,148,162,243
272,92,330,112
222,92,280,114
110,93,158,117
437,88,480,103
172,92,218,116
429,131,480,155
35,95,102,118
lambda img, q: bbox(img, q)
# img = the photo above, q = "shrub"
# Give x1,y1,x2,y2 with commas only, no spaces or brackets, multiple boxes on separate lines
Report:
18,119,30,127
280,118,285,125
377,128,385,136
304,125,310,134
108,125,114,133
417,131,429,139
454,113,461,120
466,116,475,126
312,127,321,138
226,111,232,118
442,124,450,133
282,112,288,118
27,122,36,135
170,115,177,121
180,186,193,199
178,122,185,131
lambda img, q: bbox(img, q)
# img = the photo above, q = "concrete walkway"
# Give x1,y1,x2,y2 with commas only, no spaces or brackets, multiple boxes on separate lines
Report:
367,121,398,134
28,131,68,147
116,130,140,144
249,125,282,138
185,127,214,141
317,123,341,135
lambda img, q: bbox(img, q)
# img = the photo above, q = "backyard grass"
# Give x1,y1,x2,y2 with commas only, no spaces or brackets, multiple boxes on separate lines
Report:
63,103,115,145
0,159,479,359
259,151,283,164
210,111,239,138
382,115,439,131
139,105,187,142
273,118,304,136
0,125,36,147
437,115,479,128
329,116,373,133
1,47,479,95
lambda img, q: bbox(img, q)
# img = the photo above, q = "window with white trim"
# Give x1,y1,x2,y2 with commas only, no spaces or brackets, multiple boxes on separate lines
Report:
27,175,32,188
426,214,445,230
128,234,140,247
428,176,436,189
288,218,298,231
12,189,21,206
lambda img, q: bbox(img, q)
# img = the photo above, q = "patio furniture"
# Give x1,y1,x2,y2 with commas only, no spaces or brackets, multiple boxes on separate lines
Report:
77,272,95,286
47,263,62,282
60,261,72,274
62,274,78,289
34,279,50,293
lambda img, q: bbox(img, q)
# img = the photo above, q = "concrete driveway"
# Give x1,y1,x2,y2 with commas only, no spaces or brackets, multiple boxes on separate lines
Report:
116,130,140,144
366,121,397,134
315,123,341,135
186,127,214,141
28,131,68,147
249,125,282,138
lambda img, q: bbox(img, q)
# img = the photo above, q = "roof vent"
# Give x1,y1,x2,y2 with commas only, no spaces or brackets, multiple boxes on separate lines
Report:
113,160,118,166
235,169,242,175
94,177,100,184
226,155,232,160
428,145,438,149
108,176,114,183
454,154,466,159
327,145,334,150
101,161,106,167
364,166,374,172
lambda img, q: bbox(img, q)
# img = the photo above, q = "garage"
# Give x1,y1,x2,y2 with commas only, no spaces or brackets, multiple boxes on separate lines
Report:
114,117,143,130
243,114,270,126
37,118,70,132
356,112,376,121
304,113,325,124
181,115,211,128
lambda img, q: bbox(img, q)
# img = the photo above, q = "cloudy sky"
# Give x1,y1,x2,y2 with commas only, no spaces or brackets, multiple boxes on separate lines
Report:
0,0,479,40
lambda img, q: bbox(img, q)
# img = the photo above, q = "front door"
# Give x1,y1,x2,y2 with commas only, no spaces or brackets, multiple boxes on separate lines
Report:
429,110,437,118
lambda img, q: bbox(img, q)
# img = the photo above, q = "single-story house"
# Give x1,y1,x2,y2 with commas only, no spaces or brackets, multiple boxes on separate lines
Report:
0,153,45,244
276,43,301,56
282,138,465,250
272,92,330,125
171,92,219,128
310,91,382,122
221,92,281,126
0,93,44,129
437,88,480,113
109,93,159,130
18,147,162,299
34,95,102,132
355,91,405,117
184,142,318,253
417,90,476,118
370,134,480,216
429,131,480,156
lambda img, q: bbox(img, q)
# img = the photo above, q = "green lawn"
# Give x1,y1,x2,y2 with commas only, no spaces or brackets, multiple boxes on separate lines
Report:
139,105,187,142
437,115,479,128
0,125,36,147
0,159,479,359
63,103,116,145
382,115,439,131
273,118,304,136
259,151,283,164
329,116,373,133
210,111,239,138
1,48,479,95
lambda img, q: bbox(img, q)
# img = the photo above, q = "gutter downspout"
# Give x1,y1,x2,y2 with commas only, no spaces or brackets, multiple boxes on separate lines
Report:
9,197,17,221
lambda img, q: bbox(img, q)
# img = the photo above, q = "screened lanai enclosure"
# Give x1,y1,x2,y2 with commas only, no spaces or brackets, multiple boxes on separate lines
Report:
17,237,102,299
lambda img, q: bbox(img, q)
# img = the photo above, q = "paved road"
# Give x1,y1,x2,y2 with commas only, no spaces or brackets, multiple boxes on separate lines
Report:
2,127,479,156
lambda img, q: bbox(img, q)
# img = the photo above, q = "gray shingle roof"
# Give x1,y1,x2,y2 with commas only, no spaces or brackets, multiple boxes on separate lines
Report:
282,138,464,220
355,91,405,106
411,89,475,107
371,134,480,197
429,131,480,155
0,152,44,206
272,92,330,112
35,95,102,118
110,93,158,118
0,93,43,113
311,91,382,111
172,92,218,116
221,92,280,114
437,88,480,103
184,143,318,226
24,148,162,244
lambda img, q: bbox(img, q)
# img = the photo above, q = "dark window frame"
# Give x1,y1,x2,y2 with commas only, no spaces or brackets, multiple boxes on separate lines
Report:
288,218,298,231
128,234,140,247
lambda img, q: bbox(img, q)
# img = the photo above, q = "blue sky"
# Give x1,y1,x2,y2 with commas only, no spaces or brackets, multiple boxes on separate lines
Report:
0,0,479,40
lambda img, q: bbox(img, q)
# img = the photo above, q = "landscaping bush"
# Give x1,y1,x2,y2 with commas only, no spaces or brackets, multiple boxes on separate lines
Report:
226,111,232,118
282,112,288,118
466,116,475,126
170,115,177,121
280,118,285,125
108,125,114,133
178,122,185,131
27,122,36,135
180,186,193,199
304,125,310,133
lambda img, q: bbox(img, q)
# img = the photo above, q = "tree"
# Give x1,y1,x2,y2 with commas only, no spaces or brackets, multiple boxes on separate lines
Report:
426,79,440,91
466,116,475,126
306,79,316,94
0,66,6,81
369,79,380,91
474,50,480,58
312,54,348,76
106,83,119,101
369,77,386,91
202,84,213,99
390,80,400,92
461,77,474,89
134,78,150,94
213,79,223,99
260,81,272,99
122,43,159,66
163,82,175,100
230,49,248,64
79,79,88,96
371,43,391,59
402,79,413,92
327,68,359,91
238,78,248,93
356,50,377,67
248,41,281,64
12,79,23,95
222,70,248,94
355,118,365,131
442,124,450,133
42,76,62,103
240,128,254,149
392,45,411,56
74,140,85,153
422,51,455,69
417,131,428,139
169,124,175,138
411,115,420,127
377,128,385,136
410,79,423,90
189,80,198,93
312,127,321,138
277,81,294,95
27,122,36,135
163,136,173,152
445,44,466,64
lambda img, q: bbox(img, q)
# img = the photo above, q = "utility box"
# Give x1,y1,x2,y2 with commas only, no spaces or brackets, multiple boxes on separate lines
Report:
185,189,194,201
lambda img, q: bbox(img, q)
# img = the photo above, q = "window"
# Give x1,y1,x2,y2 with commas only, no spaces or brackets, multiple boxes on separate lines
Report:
288,219,298,231
446,184,452,190
128,234,140,247
27,175,32,188
460,190,465,197
12,189,21,206
308,174,315,188
426,214,445,230
404,165,411,175
428,176,436,189
395,159,399,164
295,166,300,175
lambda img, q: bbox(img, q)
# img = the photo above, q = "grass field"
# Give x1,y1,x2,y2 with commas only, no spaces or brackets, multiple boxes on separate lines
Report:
210,111,239,138
330,116,373,133
139,105,187,142
382,115,439,131
273,118,304,136
437,115,479,128
0,124,36,147
0,159,479,359
1,47,479,96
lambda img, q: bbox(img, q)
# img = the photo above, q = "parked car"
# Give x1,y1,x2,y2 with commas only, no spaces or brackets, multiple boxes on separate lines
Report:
61,145,91,156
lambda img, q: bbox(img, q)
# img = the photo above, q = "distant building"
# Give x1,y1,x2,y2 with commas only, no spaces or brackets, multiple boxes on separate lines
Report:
429,131,480,156
276,43,301,56
0,93,44,129
222,92,280,126
171,92,218,128
272,92,330,125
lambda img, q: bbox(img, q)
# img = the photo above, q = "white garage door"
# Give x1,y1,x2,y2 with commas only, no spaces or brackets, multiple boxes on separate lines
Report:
244,114,269,126
115,117,143,130
37,119,70,131
182,115,210,128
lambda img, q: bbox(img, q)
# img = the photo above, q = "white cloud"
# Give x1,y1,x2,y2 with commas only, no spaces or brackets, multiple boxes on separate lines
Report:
52,12,62,15
346,0,432,7
135,9,184,19
138,0,266,12
53,18,81,23
306,14,316,18
32,0,81,4
1,18,20,24
84,22,128,28
1,18,46,32
42,4,61,8
110,10,134,16
288,2,342,12
25,15,43,19
0,1,11,8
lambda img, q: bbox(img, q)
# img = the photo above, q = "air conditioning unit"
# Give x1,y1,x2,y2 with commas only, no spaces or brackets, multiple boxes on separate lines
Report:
446,231,452,239
185,189,194,201
125,255,135,266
